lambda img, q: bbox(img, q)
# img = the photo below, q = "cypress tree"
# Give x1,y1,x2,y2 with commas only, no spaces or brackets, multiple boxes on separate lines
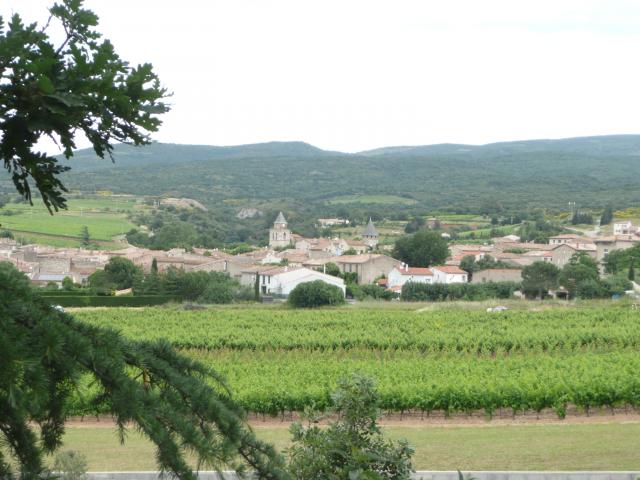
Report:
600,206,614,226
254,271,261,302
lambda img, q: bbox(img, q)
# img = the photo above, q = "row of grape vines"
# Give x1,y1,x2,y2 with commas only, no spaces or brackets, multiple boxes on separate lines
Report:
71,306,640,418
179,349,640,417
76,306,640,353
68,348,640,419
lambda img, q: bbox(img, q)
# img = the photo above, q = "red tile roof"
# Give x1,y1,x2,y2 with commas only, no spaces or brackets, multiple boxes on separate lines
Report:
395,266,433,276
433,265,467,274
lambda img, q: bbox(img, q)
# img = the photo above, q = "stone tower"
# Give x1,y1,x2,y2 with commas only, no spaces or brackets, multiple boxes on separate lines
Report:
269,212,292,248
362,218,379,249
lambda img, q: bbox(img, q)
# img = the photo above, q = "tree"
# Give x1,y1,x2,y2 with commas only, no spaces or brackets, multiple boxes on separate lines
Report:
0,2,286,477
521,261,560,299
323,262,341,277
102,256,143,290
571,211,593,225
151,257,159,274
254,270,261,302
61,276,75,291
1,262,287,479
459,255,477,280
287,374,414,480
392,230,449,267
80,226,91,248
603,244,640,274
559,252,600,298
0,0,168,213
600,206,614,226
629,260,636,282
87,268,116,295
403,216,425,234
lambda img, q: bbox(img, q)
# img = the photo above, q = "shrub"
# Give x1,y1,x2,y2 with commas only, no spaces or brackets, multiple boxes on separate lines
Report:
576,279,606,299
233,285,256,302
288,280,345,308
197,282,234,304
52,451,87,480
601,275,632,297
356,284,395,301
287,374,414,479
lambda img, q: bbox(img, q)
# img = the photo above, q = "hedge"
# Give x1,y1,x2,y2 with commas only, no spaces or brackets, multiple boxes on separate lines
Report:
400,281,521,302
43,295,182,307
35,290,92,296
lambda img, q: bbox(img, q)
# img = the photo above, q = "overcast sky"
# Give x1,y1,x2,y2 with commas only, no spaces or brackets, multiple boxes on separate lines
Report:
5,1,640,152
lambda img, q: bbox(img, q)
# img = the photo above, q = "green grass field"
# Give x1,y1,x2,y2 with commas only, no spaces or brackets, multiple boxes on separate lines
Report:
456,224,519,239
0,197,139,246
53,422,640,471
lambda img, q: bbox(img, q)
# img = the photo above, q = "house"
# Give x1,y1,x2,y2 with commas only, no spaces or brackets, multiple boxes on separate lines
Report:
361,218,379,249
302,257,336,270
446,250,486,266
387,265,433,289
241,266,345,297
344,240,369,254
431,265,468,284
594,235,640,262
498,234,521,243
613,221,634,236
513,250,554,266
296,237,350,257
494,242,551,253
548,234,583,246
333,253,399,284
551,242,597,268
269,212,293,248
471,268,522,284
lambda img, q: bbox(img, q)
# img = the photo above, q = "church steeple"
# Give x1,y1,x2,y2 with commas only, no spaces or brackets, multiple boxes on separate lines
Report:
361,218,379,249
269,212,292,248
274,211,287,228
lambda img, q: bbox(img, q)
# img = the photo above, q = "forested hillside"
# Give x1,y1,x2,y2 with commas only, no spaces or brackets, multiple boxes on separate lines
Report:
2,135,638,246
49,134,640,214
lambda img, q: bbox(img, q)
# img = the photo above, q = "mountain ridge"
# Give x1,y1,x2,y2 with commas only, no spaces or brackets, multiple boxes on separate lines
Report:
37,134,640,215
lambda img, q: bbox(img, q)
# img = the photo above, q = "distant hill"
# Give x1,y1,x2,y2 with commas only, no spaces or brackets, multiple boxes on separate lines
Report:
45,134,640,214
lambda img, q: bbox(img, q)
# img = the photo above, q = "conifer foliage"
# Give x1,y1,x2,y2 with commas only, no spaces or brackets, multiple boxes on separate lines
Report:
0,262,288,479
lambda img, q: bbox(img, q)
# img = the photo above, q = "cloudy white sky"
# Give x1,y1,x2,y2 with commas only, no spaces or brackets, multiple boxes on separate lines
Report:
4,1,640,152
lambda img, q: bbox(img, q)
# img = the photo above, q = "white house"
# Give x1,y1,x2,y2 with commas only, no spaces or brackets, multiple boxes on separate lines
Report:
318,218,349,227
245,266,346,297
387,265,433,289
431,265,468,284
614,221,634,236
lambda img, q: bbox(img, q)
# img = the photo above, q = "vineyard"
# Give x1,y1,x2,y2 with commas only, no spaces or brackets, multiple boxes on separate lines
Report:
74,305,640,419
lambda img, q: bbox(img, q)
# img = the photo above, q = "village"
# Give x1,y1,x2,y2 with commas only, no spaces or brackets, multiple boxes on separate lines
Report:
3,211,639,299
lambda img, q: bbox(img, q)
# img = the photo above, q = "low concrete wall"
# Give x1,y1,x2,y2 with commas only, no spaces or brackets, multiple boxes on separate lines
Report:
86,471,640,480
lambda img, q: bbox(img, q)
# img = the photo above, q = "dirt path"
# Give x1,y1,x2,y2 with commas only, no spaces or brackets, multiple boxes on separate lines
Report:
65,407,640,429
